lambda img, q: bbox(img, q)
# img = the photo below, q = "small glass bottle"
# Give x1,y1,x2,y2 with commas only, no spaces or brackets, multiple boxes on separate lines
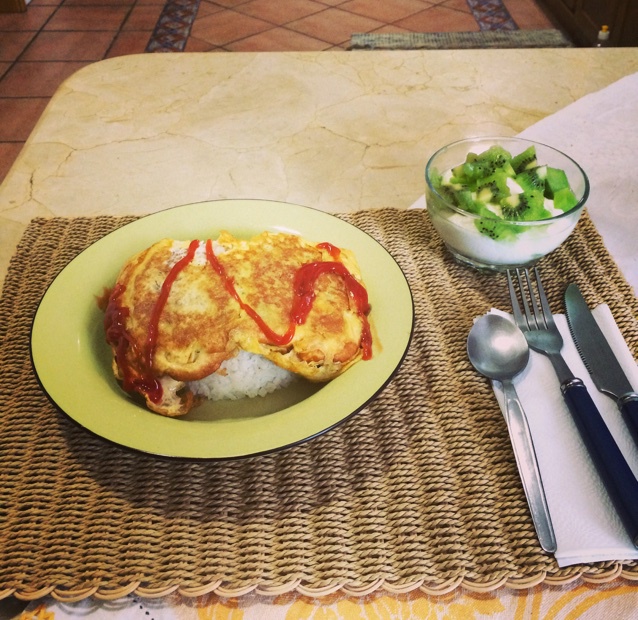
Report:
596,25,610,47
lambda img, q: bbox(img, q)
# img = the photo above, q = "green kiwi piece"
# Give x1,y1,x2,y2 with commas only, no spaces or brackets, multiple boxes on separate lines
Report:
456,190,481,213
430,167,444,187
511,146,538,173
499,193,525,220
456,152,479,177
476,171,511,203
453,161,479,182
449,173,477,192
475,216,519,241
515,166,547,194
553,187,579,212
452,147,516,186
436,183,458,206
449,159,474,183
500,161,517,178
500,190,548,221
472,145,512,177
545,166,570,198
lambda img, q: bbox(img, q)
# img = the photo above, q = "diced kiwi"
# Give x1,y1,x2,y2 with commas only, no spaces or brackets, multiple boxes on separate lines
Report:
431,142,578,239
471,145,512,178
544,166,570,198
452,150,515,187
553,187,579,212
500,190,549,221
449,172,477,192
451,162,471,181
475,217,519,240
500,161,517,178
436,183,458,206
456,190,481,213
476,171,511,203
515,166,547,194
454,161,480,182
511,146,537,173
430,168,443,187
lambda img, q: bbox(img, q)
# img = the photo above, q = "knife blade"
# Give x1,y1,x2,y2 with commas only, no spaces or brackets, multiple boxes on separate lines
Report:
564,283,638,445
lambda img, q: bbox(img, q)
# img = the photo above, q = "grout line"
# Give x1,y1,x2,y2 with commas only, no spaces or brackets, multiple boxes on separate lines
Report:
103,1,140,55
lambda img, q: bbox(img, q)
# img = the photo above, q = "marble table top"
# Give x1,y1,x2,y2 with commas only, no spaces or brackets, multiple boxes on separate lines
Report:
2,48,638,290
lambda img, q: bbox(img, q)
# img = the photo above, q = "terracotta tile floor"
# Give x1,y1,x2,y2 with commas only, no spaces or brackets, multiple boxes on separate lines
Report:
0,0,556,183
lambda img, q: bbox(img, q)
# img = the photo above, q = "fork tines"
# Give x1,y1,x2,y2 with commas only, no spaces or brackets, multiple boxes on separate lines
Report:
506,267,554,333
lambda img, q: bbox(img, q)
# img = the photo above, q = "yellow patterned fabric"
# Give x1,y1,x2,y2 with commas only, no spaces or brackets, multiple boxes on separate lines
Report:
18,583,638,619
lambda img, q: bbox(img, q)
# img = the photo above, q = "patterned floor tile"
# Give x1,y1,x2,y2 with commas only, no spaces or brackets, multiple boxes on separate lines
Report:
144,0,525,52
146,0,202,51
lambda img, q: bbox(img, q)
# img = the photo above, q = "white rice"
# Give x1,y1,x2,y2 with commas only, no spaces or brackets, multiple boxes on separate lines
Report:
171,240,297,401
188,350,297,401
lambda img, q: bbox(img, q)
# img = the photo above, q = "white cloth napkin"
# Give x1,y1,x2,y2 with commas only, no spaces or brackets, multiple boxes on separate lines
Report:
486,306,638,567
411,71,638,294
517,72,638,294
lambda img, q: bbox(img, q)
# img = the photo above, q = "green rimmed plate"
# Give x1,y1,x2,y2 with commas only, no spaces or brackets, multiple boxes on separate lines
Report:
31,200,414,459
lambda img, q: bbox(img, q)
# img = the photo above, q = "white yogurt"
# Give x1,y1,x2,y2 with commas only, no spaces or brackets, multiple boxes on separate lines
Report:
429,208,579,266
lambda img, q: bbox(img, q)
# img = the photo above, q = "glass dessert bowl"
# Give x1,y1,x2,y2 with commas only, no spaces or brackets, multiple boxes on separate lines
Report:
425,136,590,272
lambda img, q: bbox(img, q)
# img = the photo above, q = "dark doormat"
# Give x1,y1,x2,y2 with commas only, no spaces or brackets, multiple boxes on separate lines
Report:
350,29,574,50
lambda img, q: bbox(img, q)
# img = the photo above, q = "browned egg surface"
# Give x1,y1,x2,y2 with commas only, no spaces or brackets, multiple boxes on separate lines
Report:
106,231,370,417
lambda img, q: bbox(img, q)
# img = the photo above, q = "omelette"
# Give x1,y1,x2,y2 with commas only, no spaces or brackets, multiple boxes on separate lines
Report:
103,231,373,417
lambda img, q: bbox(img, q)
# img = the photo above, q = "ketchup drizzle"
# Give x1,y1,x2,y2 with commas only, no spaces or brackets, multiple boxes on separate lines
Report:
205,240,295,345
104,283,163,403
290,261,372,359
316,242,341,259
104,240,200,405
205,240,371,357
145,240,200,371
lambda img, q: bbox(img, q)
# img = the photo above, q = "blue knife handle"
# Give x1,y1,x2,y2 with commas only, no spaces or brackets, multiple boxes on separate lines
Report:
620,395,638,447
562,379,638,547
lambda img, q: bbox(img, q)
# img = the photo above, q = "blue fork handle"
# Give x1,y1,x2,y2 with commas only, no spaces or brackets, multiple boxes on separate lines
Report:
620,396,638,447
562,379,638,547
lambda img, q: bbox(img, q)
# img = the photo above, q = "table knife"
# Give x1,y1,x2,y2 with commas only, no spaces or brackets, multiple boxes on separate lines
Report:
564,283,638,445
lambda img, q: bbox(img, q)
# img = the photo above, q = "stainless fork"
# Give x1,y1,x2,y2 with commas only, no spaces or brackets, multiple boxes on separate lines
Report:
507,268,573,384
507,267,638,548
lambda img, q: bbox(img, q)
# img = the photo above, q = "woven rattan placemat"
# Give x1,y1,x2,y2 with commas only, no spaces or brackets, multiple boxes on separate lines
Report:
1,209,637,601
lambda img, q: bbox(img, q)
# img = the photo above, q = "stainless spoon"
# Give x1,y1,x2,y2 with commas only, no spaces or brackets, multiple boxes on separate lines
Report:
467,313,557,553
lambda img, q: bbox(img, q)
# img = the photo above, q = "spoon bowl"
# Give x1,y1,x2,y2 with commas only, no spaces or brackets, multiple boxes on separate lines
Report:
467,314,529,381
467,313,556,553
